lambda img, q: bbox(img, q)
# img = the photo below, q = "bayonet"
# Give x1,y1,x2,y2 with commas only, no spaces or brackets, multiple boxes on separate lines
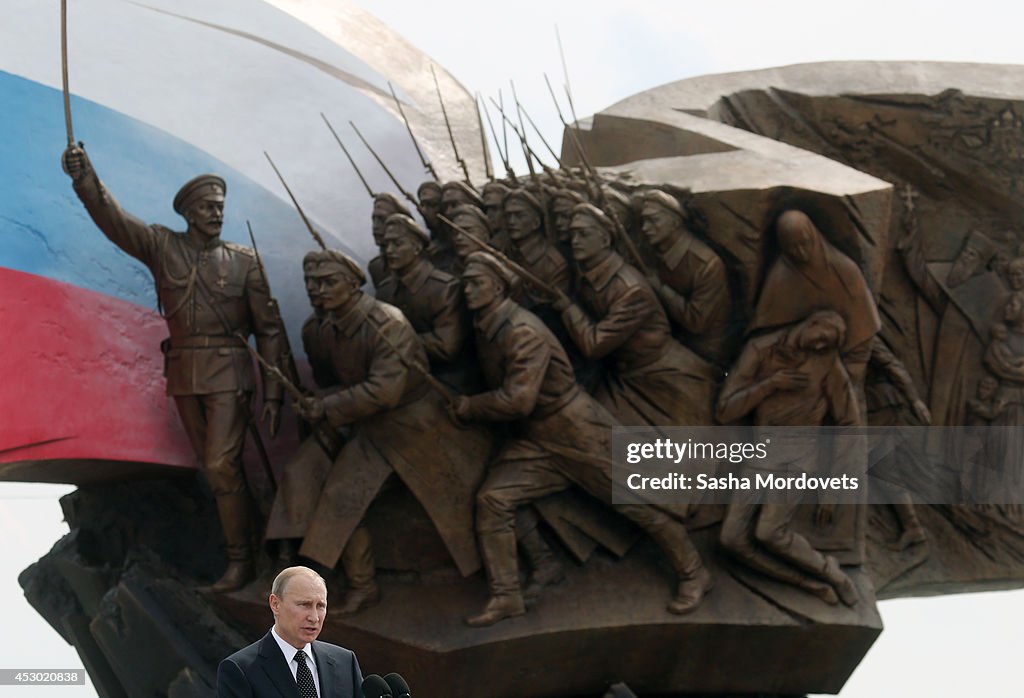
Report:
388,81,438,181
475,94,494,181
488,97,546,175
321,112,375,198
510,80,541,175
349,120,419,210
518,98,563,167
431,64,472,183
263,151,327,250
481,96,514,180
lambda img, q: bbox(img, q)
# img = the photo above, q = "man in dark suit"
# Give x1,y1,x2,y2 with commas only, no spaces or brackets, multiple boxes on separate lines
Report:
217,566,362,697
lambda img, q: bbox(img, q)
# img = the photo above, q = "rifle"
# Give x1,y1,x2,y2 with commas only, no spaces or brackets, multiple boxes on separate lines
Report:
439,214,559,298
481,96,514,180
264,159,457,407
247,220,304,390
488,97,548,177
515,92,564,168
239,333,305,403
431,64,472,183
320,112,375,198
388,81,438,181
264,152,328,250
349,120,419,210
541,77,649,273
475,94,495,182
510,80,540,177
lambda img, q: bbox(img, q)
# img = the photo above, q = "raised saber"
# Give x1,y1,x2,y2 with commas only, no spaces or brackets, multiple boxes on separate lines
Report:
60,0,74,147
321,112,375,198
388,81,438,181
263,151,327,250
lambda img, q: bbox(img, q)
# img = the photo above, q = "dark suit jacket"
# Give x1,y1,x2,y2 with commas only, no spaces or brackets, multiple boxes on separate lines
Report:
217,632,362,698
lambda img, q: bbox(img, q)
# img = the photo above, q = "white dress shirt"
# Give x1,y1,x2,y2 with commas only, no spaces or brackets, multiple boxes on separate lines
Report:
270,625,321,697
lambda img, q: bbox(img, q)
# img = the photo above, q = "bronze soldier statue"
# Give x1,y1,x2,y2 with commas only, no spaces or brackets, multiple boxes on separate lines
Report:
549,187,587,245
294,251,489,615
716,310,860,606
638,190,732,367
265,252,343,563
417,180,443,237
454,251,713,627
449,204,495,278
61,145,285,592
434,181,485,272
554,204,718,427
503,188,571,309
375,213,472,389
481,181,513,253
368,193,412,287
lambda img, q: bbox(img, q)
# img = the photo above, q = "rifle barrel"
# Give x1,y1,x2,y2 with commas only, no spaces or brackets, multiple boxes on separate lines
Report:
263,151,328,250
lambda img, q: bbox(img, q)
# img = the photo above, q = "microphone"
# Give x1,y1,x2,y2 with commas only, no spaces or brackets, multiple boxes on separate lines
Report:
383,673,411,698
361,674,393,698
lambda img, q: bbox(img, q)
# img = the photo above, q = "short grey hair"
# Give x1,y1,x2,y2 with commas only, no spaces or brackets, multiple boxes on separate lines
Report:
271,566,326,598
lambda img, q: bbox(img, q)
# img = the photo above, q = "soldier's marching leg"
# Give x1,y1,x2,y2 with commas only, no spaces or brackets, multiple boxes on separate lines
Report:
338,526,380,616
516,507,565,604
212,491,256,592
202,392,257,593
618,504,712,614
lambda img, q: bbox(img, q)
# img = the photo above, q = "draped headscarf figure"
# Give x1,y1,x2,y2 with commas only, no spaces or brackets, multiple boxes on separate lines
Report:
750,209,881,384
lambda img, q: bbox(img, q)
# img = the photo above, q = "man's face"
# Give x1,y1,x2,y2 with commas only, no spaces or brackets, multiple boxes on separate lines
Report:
569,215,610,264
186,194,225,238
779,226,814,267
318,272,357,312
419,188,441,228
270,573,327,649
463,271,503,311
1004,293,1024,324
947,245,984,288
304,271,322,309
441,189,471,218
452,215,487,260
504,200,539,241
483,192,505,231
1008,261,1024,290
552,198,575,242
371,205,393,247
383,226,422,274
640,204,680,248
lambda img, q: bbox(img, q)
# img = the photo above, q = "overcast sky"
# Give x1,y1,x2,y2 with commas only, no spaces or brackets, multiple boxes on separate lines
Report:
4,1,1024,696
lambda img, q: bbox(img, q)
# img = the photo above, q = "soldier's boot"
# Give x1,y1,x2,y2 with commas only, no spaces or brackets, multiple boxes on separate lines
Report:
211,493,256,593
338,527,379,616
520,528,566,604
822,556,859,607
893,499,926,550
276,538,298,570
650,520,713,615
466,529,525,627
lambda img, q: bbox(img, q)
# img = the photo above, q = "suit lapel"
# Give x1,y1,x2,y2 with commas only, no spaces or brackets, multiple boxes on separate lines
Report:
312,642,336,698
257,633,300,698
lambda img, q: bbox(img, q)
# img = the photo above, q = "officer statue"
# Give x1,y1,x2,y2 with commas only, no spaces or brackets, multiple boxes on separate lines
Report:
62,146,285,592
